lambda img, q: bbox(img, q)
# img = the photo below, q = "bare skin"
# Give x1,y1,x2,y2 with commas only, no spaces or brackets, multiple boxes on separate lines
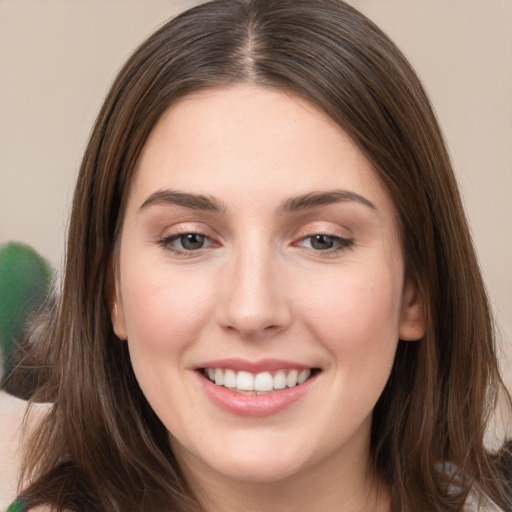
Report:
111,85,424,512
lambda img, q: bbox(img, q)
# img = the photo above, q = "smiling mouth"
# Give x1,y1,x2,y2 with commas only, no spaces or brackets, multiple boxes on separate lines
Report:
200,368,320,395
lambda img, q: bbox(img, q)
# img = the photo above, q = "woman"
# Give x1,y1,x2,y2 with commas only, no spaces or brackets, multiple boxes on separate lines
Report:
6,0,511,510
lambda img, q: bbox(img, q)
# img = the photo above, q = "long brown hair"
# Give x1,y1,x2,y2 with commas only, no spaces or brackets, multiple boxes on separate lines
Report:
20,1,511,510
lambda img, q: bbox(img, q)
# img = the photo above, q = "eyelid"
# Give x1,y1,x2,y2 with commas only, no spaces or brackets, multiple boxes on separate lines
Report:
156,222,221,256
291,223,354,254
293,222,352,240
158,232,218,257
156,221,217,241
294,233,353,250
155,221,354,257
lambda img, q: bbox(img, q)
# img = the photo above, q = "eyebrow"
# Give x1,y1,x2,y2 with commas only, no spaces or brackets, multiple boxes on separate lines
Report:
139,188,376,214
279,190,376,213
140,189,227,213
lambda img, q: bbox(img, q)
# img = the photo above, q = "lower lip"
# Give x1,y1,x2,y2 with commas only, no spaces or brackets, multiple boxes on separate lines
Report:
197,371,318,417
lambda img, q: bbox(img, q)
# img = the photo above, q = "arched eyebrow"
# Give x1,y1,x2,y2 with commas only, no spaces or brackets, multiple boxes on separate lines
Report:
139,188,376,214
278,190,376,213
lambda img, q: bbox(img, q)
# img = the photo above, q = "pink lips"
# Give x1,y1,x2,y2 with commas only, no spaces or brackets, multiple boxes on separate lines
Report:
195,358,318,417
196,358,312,373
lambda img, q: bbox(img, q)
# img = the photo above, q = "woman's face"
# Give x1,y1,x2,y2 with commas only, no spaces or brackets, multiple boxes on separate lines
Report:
111,85,423,485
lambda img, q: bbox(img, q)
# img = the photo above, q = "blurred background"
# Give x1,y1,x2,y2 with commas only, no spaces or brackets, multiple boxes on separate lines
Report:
0,0,511,384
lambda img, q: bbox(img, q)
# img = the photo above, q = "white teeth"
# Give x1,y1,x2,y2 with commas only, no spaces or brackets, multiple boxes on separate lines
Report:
223,369,237,388
214,368,224,386
204,367,314,392
254,372,273,392
273,370,287,390
286,369,298,388
236,371,254,391
297,369,311,384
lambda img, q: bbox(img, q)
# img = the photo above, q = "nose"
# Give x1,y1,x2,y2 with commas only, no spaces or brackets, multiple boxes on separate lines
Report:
216,246,291,339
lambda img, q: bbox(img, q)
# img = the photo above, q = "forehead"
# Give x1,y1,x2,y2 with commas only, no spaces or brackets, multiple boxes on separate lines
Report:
128,85,397,223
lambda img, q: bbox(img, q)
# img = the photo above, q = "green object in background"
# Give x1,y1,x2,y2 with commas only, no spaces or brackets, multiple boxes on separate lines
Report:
0,241,53,374
5,498,27,512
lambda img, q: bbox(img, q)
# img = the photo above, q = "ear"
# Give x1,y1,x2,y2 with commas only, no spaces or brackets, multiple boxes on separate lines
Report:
399,278,425,341
105,262,128,340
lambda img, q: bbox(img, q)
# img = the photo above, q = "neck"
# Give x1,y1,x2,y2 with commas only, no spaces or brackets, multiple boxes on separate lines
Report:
196,465,389,512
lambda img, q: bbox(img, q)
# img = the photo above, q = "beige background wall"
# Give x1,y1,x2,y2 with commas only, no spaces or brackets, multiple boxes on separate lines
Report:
0,0,511,382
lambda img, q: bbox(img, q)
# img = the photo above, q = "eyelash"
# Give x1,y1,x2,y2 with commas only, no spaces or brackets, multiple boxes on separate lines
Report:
295,233,354,254
157,231,354,257
158,232,216,256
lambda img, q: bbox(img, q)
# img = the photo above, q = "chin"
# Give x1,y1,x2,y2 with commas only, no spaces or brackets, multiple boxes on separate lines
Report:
173,434,315,485
208,456,309,484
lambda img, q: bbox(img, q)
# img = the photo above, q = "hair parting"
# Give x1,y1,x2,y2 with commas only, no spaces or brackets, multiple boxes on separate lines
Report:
16,1,511,511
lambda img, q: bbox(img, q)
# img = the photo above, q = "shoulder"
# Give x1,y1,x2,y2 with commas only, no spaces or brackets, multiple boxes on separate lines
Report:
467,507,504,512
464,497,505,512
0,391,50,511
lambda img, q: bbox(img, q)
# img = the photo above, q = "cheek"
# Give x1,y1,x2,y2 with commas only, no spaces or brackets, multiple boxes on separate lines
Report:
118,256,217,417
296,266,403,362
294,267,403,430
119,254,215,355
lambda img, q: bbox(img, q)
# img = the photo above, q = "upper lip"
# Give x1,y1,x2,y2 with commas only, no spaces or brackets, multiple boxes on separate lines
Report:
194,358,315,373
